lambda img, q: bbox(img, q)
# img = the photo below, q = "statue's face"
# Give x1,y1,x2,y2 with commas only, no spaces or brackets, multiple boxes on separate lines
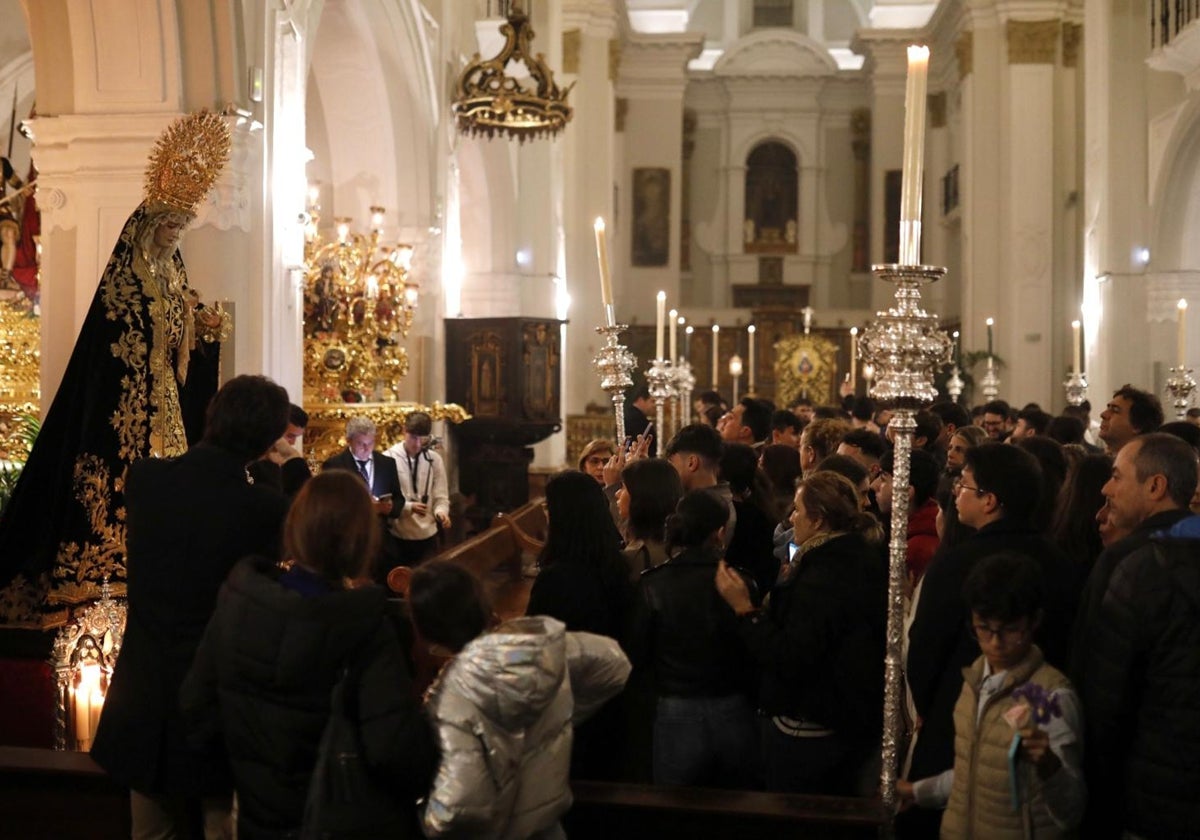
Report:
153,218,187,250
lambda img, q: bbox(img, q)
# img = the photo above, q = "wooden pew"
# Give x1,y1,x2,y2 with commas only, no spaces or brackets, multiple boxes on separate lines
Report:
566,781,890,838
0,746,130,838
388,497,545,602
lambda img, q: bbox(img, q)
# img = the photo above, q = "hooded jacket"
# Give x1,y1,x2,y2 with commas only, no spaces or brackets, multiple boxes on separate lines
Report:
422,616,630,839
180,558,438,839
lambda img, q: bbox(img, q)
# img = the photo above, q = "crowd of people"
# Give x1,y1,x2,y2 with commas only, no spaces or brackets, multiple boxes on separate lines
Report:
85,374,1200,839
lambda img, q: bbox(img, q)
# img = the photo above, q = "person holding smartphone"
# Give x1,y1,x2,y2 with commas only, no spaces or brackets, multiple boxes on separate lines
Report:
384,411,451,567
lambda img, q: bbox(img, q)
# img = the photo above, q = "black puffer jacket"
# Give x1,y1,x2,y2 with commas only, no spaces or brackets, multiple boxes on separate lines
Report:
1082,517,1200,839
626,545,755,698
181,558,438,840
739,530,887,738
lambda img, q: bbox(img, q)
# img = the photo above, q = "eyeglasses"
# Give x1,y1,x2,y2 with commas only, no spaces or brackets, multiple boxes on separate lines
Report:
971,621,1029,644
953,478,986,496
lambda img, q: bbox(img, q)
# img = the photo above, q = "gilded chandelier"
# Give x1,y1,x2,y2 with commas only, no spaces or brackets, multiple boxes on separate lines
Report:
451,0,574,142
302,198,419,403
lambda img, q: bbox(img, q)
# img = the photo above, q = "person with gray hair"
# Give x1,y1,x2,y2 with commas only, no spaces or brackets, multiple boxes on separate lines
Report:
322,416,404,581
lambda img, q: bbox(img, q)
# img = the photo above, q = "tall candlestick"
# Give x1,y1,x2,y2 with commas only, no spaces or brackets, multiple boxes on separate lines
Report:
655,291,666,360
711,324,720,389
1071,320,1081,374
986,317,994,358
899,45,930,266
953,330,961,365
685,325,693,358
669,310,679,362
850,326,858,387
747,325,756,392
1178,299,1188,368
594,218,615,326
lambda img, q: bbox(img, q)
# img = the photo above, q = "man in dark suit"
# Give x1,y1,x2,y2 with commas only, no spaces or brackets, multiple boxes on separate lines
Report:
92,375,292,839
322,416,405,581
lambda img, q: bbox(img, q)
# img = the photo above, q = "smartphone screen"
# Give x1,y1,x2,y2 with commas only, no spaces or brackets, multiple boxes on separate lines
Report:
788,541,799,561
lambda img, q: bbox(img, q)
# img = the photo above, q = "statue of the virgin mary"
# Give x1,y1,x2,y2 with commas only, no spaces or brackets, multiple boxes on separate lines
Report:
0,110,232,628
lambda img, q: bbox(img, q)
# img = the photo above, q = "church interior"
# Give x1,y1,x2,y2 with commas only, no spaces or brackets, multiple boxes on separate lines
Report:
1,0,1199,834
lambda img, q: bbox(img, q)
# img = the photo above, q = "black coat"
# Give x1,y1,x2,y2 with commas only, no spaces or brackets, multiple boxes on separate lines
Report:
91,444,288,795
180,558,438,839
738,530,887,739
726,499,780,603
321,449,403,509
905,517,1077,781
626,545,754,698
1081,519,1200,838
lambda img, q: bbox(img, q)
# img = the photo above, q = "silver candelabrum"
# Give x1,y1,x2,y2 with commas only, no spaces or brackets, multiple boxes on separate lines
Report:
672,358,695,436
1063,370,1088,407
646,357,675,449
945,365,965,402
593,324,638,444
857,263,952,812
1165,366,1196,420
979,356,1000,402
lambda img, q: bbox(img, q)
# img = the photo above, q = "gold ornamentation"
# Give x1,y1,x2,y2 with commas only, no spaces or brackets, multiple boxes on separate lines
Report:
469,331,505,418
1062,22,1082,68
773,333,840,407
562,29,581,74
51,579,127,750
143,110,231,215
956,30,974,79
451,3,574,142
522,323,560,421
300,401,470,466
0,297,40,451
49,455,127,606
1007,19,1060,65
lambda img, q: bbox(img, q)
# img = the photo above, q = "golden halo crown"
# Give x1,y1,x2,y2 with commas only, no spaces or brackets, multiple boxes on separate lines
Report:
143,110,231,215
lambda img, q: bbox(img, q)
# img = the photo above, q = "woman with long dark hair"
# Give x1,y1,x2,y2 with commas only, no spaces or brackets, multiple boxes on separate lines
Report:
181,471,437,838
627,490,759,788
528,470,633,640
617,458,683,579
716,471,886,795
1051,452,1111,583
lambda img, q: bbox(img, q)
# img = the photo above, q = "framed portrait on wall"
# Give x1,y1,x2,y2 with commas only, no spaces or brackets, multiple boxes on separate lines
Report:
632,167,670,266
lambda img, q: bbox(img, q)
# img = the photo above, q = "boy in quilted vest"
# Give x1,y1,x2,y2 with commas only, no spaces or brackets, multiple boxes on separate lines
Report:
898,551,1085,838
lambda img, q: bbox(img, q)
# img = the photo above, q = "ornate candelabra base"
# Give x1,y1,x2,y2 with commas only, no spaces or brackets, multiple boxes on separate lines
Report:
593,324,638,444
1063,371,1088,407
1165,367,1196,420
945,365,964,403
980,360,1000,402
672,359,696,436
646,358,675,450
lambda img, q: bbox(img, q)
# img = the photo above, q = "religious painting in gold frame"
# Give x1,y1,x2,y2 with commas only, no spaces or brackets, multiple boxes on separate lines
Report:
522,322,559,422
774,333,840,406
469,331,504,418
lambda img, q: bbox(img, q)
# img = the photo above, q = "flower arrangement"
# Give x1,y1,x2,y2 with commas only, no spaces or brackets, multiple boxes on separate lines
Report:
1005,683,1063,730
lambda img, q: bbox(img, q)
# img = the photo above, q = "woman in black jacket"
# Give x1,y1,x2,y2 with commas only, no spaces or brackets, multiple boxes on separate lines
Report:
627,489,759,788
181,471,438,839
716,470,886,795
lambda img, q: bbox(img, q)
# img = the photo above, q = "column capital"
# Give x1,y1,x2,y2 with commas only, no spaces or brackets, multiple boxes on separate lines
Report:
616,33,704,99
1007,19,1061,64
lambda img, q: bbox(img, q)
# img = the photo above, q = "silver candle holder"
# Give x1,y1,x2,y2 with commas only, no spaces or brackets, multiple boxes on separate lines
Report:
593,324,638,444
1165,366,1196,420
672,358,695,436
857,263,952,811
646,357,675,449
979,356,1000,402
1063,370,1088,407
945,365,964,402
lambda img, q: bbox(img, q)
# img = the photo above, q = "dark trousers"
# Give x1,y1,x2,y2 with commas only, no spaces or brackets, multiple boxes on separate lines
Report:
761,719,873,795
397,536,437,567
653,694,760,789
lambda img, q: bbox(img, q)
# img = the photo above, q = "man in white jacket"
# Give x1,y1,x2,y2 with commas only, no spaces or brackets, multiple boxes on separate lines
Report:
385,411,451,566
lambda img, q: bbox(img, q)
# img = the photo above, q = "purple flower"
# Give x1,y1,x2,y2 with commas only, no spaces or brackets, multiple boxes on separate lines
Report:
1011,683,1062,726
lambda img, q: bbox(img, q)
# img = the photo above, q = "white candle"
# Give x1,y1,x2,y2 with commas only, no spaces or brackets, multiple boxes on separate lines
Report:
594,218,614,325
656,291,666,360
986,317,994,358
1178,299,1188,368
671,312,680,362
711,324,720,388
850,327,858,387
900,45,930,266
685,325,693,357
1071,320,1081,374
747,325,756,391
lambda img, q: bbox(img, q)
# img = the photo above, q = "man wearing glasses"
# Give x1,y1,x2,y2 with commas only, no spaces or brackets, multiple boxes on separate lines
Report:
898,443,1075,837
